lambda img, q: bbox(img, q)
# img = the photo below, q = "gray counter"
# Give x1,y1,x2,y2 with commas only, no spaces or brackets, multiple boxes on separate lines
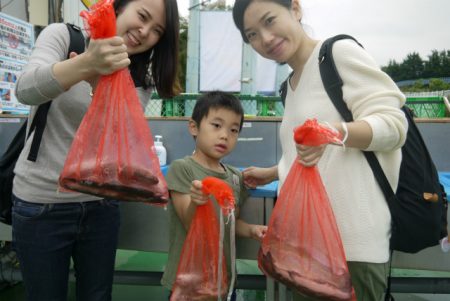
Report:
1,116,450,297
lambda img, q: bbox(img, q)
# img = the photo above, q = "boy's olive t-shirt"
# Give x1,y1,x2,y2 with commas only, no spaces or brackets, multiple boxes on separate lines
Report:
161,156,248,290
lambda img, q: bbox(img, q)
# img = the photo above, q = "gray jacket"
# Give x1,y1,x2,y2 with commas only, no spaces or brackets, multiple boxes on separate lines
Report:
13,23,151,203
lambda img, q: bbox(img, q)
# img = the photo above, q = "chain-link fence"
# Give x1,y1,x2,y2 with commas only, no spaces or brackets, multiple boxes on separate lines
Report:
144,93,449,119
144,93,285,117
404,90,450,98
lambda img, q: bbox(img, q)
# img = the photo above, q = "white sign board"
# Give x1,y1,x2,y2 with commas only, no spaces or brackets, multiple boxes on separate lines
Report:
199,11,277,93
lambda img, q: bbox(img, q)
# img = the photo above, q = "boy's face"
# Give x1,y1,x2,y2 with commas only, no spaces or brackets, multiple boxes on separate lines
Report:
190,107,242,161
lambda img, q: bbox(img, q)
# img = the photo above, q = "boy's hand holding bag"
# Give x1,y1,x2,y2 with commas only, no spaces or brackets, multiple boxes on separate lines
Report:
171,177,236,301
59,0,168,204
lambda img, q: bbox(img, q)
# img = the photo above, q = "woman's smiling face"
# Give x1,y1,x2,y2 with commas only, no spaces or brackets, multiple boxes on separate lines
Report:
115,0,166,56
243,0,302,63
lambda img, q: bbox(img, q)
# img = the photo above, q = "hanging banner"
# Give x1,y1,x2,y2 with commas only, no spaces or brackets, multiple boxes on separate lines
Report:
199,11,242,92
0,12,34,114
199,11,277,94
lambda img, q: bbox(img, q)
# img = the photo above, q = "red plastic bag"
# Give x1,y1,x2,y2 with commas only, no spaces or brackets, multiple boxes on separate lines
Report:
59,0,168,204
258,119,356,300
171,177,235,300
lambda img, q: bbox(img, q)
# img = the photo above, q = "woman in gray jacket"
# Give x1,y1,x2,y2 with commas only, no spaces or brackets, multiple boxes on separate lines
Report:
12,0,180,300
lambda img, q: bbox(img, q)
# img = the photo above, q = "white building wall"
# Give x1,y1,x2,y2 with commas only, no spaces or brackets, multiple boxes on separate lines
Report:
29,0,48,26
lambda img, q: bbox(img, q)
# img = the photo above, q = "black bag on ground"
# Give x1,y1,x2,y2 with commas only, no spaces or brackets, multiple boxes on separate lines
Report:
279,34,448,254
0,23,85,225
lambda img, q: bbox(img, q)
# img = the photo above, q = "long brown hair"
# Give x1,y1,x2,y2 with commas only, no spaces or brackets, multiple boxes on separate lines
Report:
114,0,181,97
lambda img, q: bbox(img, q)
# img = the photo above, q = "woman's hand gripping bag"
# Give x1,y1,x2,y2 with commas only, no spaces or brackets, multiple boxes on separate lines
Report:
171,177,236,301
59,0,168,204
258,119,356,301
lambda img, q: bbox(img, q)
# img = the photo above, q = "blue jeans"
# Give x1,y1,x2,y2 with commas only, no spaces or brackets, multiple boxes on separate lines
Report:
12,195,120,301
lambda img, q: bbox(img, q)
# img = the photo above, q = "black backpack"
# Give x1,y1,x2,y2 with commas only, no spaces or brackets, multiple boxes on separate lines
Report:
0,23,85,225
279,34,448,254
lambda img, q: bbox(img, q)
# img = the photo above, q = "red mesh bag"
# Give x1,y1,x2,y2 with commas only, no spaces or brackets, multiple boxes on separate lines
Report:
171,177,235,300
258,119,356,300
59,0,168,204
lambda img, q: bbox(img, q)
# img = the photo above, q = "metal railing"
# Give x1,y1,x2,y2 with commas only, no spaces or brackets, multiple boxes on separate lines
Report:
406,96,450,118
144,93,449,118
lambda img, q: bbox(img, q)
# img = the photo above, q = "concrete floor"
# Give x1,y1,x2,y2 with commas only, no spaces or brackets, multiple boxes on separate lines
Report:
1,249,449,300
0,249,267,301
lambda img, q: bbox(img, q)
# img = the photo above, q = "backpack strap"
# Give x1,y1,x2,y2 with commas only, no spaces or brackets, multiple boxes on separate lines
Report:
318,35,396,203
278,34,397,203
66,23,85,56
318,34,361,122
27,102,52,161
279,71,294,107
318,35,397,299
278,35,362,107
27,23,85,162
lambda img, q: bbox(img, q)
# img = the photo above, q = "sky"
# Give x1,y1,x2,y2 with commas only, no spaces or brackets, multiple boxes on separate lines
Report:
178,0,450,66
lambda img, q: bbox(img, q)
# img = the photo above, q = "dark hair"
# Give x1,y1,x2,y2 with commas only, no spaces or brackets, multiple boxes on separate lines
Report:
114,0,180,98
192,91,245,132
233,0,292,43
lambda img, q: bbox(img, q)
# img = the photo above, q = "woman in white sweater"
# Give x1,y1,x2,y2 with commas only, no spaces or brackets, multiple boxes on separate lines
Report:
12,0,180,300
233,0,407,300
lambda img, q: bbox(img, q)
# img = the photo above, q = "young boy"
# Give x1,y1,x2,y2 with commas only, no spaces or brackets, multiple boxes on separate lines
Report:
161,91,267,299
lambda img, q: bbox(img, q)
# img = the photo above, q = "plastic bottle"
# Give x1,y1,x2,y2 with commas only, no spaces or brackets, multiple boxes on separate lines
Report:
154,135,167,166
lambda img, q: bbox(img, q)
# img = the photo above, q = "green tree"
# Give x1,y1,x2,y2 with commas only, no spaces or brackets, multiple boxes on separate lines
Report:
429,78,450,91
383,49,450,83
423,50,441,78
401,79,422,92
439,50,450,77
401,52,424,81
382,59,402,82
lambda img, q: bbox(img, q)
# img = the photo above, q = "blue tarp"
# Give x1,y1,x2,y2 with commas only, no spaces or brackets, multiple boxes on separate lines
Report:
439,172,450,198
161,166,449,200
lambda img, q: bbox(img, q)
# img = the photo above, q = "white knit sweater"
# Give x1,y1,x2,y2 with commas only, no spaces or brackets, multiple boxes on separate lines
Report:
278,39,408,263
